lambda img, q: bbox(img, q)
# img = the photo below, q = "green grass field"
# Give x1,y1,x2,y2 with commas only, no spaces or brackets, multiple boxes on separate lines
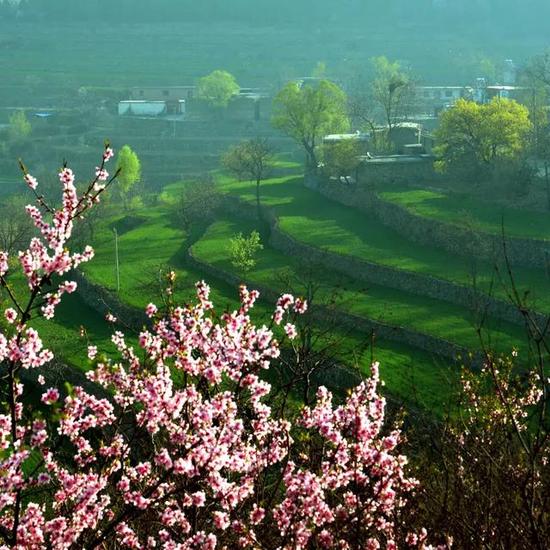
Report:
193,217,526,353
379,186,550,241
217,174,550,314
192,218,464,413
76,188,459,413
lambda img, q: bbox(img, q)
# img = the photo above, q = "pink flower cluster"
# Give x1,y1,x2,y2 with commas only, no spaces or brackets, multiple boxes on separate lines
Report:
0,147,439,549
273,364,419,549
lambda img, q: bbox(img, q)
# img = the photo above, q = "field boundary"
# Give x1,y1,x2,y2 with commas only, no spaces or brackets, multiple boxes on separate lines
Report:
187,242,480,366
219,193,547,328
311,178,550,269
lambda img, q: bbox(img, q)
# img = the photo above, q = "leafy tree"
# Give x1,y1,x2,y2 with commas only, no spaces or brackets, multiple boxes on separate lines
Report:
8,110,31,142
320,138,362,182
229,230,263,274
272,79,349,172
197,70,240,108
434,98,532,179
371,56,413,138
222,138,272,215
116,144,141,210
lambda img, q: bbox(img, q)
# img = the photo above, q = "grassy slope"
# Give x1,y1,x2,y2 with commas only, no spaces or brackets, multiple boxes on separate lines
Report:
191,217,461,414
0,277,116,372
379,187,550,241
217,175,550,314
79,189,459,413
193,218,526,353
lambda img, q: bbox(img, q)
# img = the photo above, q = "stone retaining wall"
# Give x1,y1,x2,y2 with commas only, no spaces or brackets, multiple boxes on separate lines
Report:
373,195,550,270
219,195,546,328
73,270,148,330
314,178,550,270
186,248,475,365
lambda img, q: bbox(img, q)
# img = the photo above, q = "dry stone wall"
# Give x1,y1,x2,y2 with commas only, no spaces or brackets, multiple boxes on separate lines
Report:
219,195,545,328
73,270,148,330
313,178,550,270
186,248,475,365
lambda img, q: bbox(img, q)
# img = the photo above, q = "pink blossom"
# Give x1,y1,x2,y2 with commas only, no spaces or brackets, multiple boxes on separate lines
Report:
284,323,297,340
41,388,59,405
24,173,38,190
4,308,17,324
145,303,158,318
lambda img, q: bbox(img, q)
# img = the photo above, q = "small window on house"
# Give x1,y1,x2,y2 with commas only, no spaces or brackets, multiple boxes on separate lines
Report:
445,90,453,98
139,90,144,96
163,90,169,97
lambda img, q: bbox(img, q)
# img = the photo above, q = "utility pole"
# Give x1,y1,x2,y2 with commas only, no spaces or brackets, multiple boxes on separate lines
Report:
113,228,120,292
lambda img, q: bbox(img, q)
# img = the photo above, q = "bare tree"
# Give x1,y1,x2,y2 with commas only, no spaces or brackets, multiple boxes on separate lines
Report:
0,195,34,255
173,174,220,233
269,264,368,411
371,56,414,140
222,138,272,217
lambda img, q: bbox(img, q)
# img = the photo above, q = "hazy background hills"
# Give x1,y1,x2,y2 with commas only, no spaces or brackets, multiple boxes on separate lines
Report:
1,1,550,89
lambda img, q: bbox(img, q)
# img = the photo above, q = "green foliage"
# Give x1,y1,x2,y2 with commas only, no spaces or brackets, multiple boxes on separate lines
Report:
272,79,349,171
229,230,263,274
197,70,240,108
116,145,141,209
371,56,412,131
218,173,550,314
435,98,532,176
321,139,362,179
8,110,31,142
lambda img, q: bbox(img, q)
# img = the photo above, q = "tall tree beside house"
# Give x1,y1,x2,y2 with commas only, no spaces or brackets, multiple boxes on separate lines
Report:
434,98,532,183
320,138,362,182
116,144,141,210
371,56,413,140
272,79,349,173
197,70,240,108
222,138,272,218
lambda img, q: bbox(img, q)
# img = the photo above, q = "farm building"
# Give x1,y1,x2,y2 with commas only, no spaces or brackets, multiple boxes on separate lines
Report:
130,86,196,101
322,132,371,154
413,86,473,115
118,100,171,117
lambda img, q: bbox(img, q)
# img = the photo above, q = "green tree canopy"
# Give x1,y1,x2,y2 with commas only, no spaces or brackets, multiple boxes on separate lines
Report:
197,70,240,108
229,230,263,275
116,145,141,210
8,110,31,142
272,79,349,172
434,98,532,175
321,139,362,181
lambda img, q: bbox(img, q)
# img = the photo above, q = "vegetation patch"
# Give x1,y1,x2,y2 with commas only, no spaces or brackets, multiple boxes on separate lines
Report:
379,186,550,241
218,173,550,314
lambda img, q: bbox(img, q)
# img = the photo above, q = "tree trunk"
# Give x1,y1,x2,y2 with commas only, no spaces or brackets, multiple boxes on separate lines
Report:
545,161,550,212
256,179,261,220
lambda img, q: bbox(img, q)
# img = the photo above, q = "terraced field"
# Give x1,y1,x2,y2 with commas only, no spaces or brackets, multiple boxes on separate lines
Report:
192,217,525,354
379,186,550,241
76,189,458,413
22,166,544,414
217,174,550,314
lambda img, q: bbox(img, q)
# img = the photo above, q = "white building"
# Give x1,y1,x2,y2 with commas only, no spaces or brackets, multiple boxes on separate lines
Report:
118,100,171,117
